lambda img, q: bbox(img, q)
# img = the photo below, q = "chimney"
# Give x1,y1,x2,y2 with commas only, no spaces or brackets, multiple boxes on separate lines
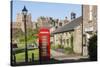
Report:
71,12,76,20
65,16,67,19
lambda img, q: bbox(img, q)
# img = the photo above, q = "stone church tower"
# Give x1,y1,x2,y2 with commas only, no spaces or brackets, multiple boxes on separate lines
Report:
15,12,33,32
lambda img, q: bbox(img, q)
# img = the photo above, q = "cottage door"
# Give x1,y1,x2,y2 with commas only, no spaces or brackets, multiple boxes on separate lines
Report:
83,35,88,56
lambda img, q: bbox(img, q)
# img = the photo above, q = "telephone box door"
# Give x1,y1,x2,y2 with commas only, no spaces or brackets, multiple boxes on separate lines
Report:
39,28,50,63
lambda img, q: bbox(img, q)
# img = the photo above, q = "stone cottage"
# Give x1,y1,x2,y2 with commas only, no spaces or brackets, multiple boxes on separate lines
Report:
53,16,82,54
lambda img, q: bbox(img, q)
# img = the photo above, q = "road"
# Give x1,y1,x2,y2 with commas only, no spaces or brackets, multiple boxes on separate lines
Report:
51,49,89,61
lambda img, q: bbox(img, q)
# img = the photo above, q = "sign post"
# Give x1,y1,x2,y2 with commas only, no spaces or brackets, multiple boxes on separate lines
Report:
39,28,50,63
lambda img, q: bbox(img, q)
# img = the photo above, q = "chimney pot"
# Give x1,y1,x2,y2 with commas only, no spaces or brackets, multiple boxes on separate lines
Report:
71,12,76,20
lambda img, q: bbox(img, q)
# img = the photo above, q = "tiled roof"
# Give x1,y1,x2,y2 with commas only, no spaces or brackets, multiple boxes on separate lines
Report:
53,16,82,34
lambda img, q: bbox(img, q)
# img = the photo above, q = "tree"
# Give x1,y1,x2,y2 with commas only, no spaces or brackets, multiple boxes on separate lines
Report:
88,34,97,61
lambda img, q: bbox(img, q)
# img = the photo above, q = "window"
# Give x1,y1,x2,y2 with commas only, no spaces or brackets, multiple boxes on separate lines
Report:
67,39,69,45
89,6,93,20
59,23,62,26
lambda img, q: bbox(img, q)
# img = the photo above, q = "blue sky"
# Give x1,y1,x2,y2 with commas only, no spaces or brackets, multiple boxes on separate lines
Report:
12,1,82,21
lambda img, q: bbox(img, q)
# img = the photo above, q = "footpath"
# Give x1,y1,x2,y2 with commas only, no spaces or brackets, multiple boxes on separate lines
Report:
51,49,89,61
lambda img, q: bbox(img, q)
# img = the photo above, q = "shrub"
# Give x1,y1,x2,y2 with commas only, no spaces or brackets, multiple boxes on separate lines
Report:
58,45,64,48
64,47,73,54
88,34,97,61
51,44,64,49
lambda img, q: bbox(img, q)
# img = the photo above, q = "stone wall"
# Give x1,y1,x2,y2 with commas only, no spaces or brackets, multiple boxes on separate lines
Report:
82,5,97,56
83,5,97,34
73,25,82,54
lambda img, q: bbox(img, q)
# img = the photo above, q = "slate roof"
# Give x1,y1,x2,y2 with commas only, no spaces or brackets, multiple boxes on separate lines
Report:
53,16,82,34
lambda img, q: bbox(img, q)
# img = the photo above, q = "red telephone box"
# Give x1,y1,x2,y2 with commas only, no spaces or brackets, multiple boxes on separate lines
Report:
39,28,50,63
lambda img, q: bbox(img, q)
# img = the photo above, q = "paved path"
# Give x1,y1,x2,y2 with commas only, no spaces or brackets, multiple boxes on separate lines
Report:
51,49,89,61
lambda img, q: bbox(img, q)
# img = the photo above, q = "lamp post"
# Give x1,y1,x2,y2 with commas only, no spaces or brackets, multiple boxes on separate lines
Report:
22,6,28,63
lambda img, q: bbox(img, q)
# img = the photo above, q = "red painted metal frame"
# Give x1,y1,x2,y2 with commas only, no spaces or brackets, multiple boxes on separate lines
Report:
39,28,50,62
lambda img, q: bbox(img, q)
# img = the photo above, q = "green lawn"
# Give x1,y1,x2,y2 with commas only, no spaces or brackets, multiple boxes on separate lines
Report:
17,43,25,48
15,49,39,62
